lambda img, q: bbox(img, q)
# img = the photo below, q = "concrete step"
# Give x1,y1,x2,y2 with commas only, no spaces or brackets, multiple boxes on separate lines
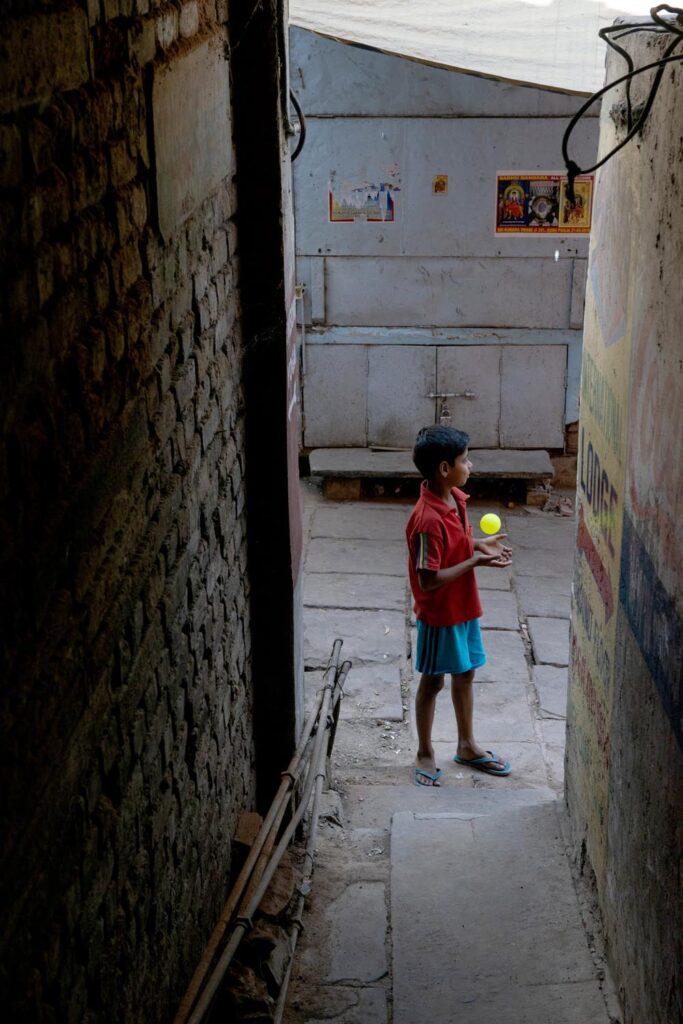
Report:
390,790,610,1024
308,447,553,501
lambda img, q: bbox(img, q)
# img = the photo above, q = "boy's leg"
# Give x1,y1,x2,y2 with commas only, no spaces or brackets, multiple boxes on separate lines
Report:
415,673,445,786
450,670,507,770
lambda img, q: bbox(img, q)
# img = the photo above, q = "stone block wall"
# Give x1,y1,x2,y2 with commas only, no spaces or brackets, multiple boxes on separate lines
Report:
0,1,257,1019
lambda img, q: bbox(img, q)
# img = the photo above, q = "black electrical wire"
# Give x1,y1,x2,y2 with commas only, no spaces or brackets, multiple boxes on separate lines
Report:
562,5,683,203
289,89,306,161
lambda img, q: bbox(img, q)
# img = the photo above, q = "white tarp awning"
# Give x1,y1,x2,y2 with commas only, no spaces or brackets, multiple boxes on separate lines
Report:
289,0,651,95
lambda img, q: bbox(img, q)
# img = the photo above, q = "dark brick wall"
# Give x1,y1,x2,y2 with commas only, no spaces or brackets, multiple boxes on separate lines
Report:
0,1,260,1019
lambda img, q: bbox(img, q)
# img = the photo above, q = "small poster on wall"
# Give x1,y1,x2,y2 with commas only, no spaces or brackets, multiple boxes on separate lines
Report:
495,172,594,234
329,169,401,222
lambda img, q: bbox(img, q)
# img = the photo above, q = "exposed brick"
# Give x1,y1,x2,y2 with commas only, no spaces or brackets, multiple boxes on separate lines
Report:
109,136,138,189
156,8,178,49
129,18,156,66
179,1,199,39
35,244,55,307
111,239,143,293
27,118,54,176
0,9,91,115
0,123,23,186
1,4,255,1022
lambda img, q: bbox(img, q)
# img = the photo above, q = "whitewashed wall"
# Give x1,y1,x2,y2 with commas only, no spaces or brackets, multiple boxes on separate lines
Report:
291,27,599,449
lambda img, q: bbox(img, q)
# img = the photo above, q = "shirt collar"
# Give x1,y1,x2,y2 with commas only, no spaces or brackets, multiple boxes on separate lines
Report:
420,480,469,515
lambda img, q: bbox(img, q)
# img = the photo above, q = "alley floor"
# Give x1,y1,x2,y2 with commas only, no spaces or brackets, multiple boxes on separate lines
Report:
283,480,619,1024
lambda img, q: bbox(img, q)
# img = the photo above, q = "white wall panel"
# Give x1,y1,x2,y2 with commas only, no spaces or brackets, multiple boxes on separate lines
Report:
437,346,501,447
500,345,566,448
325,258,572,329
304,345,368,446
368,347,436,447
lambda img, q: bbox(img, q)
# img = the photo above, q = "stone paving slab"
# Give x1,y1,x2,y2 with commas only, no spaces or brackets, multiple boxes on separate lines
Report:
474,565,512,590
392,796,610,1024
431,740,552,789
299,987,388,1024
345,781,557,832
478,629,529,684
412,680,536,745
342,781,477,830
341,664,404,721
311,504,409,540
304,608,405,668
505,513,577,549
544,742,566,788
516,575,571,618
528,616,570,666
512,544,575,578
423,980,610,1023
540,719,568,748
534,665,569,719
305,666,404,722
304,572,405,612
325,881,388,983
306,537,406,576
480,589,519,629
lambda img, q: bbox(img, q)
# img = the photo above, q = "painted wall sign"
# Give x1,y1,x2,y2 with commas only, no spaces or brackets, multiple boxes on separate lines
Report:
329,171,401,222
432,174,448,195
570,253,630,888
495,172,594,234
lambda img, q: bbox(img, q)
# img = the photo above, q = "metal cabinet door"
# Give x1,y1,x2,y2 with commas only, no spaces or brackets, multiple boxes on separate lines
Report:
304,344,368,447
368,346,436,447
437,346,502,447
500,345,567,448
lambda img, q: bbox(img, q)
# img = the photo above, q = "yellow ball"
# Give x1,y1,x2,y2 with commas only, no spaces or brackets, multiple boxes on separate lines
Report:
480,513,502,535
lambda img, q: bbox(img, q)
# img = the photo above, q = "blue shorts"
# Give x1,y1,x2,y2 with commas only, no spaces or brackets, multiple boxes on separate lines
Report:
415,618,486,676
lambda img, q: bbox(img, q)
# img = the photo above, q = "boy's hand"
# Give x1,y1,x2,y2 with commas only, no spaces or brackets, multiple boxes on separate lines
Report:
473,549,511,568
473,534,512,568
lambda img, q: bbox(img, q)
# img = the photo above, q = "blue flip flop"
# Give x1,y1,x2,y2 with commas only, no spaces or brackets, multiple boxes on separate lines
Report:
414,766,443,787
452,750,511,776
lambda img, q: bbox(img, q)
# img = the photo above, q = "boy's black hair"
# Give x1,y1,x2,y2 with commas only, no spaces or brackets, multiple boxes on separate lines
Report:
412,425,470,480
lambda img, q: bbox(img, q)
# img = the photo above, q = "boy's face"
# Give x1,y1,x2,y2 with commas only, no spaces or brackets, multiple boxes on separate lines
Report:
440,449,472,488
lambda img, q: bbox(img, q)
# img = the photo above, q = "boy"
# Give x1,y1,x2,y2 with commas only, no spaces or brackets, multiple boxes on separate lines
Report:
406,426,512,787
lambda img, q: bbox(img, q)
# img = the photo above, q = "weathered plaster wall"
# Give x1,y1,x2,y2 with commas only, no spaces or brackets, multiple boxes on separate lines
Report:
0,1,282,1019
290,27,599,449
566,24,683,1023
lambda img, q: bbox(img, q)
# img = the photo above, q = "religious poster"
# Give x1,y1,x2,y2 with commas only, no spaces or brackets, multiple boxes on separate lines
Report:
432,174,448,195
495,172,594,234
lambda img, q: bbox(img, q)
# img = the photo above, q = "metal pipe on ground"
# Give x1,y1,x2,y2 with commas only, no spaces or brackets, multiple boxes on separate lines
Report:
181,641,346,1024
174,639,344,1024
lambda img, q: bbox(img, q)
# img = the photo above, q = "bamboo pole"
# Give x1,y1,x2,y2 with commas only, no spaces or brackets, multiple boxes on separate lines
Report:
175,640,344,1024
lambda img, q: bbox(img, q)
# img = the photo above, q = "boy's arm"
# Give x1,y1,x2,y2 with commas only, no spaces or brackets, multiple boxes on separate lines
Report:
418,549,508,592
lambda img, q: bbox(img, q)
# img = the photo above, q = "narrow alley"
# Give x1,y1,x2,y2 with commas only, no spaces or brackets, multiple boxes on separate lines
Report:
285,483,617,1023
1,2,682,1022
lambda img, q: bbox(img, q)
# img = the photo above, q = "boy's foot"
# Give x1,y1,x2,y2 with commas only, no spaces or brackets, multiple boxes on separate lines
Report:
453,748,511,776
414,766,443,787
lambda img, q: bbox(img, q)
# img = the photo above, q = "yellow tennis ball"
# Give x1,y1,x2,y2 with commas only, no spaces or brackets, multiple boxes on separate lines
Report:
480,513,502,535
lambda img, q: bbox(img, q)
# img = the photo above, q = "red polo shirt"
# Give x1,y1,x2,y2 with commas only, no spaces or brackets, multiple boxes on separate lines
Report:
406,483,483,626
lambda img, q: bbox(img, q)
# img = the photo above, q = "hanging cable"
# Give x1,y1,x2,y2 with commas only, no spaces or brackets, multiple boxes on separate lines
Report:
562,5,683,202
289,88,306,161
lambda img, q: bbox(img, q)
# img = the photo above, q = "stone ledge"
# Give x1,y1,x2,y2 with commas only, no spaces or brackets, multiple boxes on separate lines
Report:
310,447,553,479
309,448,553,503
